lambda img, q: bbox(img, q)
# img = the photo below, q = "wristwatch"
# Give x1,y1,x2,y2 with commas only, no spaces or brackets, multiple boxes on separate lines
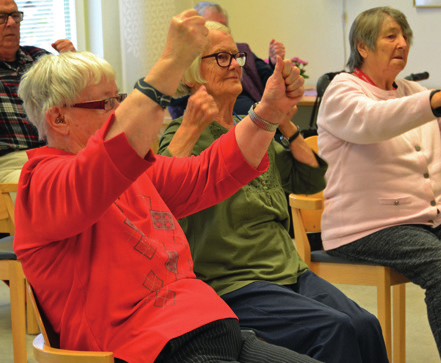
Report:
280,128,301,147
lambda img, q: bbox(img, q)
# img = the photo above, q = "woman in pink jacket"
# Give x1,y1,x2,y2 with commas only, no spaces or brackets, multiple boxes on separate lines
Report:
317,6,441,357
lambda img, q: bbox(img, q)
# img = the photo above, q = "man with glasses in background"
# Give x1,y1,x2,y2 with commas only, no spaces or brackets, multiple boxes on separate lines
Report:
0,0,75,189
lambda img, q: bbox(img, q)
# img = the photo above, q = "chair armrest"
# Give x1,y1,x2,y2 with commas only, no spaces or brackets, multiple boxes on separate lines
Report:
0,183,18,193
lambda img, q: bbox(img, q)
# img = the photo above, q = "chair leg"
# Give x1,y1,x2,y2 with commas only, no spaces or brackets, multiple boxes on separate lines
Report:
377,273,392,362
392,284,406,363
9,260,28,363
26,279,39,334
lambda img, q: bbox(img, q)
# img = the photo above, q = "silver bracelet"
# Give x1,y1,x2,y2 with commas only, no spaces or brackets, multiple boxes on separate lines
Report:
248,103,279,132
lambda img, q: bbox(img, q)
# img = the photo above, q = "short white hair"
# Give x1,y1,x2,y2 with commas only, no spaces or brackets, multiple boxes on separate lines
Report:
18,51,115,139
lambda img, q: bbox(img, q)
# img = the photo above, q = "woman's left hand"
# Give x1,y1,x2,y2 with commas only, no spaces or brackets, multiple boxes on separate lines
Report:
279,106,298,129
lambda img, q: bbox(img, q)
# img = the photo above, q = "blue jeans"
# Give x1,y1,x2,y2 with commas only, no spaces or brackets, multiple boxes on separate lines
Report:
328,224,441,358
222,271,388,363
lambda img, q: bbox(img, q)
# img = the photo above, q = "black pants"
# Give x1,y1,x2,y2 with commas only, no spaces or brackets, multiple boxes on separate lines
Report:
153,318,320,363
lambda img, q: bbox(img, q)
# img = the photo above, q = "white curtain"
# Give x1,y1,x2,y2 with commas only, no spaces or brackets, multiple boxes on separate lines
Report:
118,0,176,92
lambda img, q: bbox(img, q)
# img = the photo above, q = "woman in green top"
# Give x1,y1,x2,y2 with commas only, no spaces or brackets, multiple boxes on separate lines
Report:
158,21,388,363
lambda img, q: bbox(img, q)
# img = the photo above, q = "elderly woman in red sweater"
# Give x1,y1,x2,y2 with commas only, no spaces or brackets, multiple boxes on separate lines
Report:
12,8,318,363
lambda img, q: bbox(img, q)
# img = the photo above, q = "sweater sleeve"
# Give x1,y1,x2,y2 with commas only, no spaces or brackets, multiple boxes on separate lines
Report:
150,129,269,219
317,74,437,144
15,114,153,244
273,141,327,195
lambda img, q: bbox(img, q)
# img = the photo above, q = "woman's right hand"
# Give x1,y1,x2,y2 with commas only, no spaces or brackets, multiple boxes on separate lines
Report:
257,57,304,124
182,86,218,133
161,9,209,73
167,86,218,157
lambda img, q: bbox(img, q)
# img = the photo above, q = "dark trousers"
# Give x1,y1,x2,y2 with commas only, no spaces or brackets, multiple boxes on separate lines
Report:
222,271,388,363
154,318,320,363
329,224,441,358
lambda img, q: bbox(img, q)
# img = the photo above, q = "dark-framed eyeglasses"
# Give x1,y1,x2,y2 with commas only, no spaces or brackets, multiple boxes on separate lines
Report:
0,11,23,25
201,52,247,68
71,93,127,111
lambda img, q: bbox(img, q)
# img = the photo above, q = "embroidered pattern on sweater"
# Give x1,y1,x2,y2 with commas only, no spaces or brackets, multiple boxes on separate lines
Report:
117,195,187,307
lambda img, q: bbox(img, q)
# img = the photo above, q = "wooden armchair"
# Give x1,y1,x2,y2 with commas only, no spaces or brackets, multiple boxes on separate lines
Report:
0,182,38,363
27,283,114,362
289,136,409,363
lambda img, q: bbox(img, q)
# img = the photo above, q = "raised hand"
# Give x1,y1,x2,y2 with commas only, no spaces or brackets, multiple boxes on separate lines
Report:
269,39,286,65
161,9,209,72
167,86,218,157
51,39,76,53
182,86,218,133
260,56,304,118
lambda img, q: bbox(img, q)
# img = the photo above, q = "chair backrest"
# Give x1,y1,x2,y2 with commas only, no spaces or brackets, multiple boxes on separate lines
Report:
0,183,17,235
27,283,60,348
28,283,115,362
299,136,324,232
306,71,344,135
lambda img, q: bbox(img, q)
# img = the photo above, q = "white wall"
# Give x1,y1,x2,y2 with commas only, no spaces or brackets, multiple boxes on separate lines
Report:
80,0,441,90
78,0,123,90
210,0,440,88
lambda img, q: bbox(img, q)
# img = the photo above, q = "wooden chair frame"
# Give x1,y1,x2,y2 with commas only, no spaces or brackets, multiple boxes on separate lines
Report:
0,183,39,363
289,136,409,363
27,283,114,362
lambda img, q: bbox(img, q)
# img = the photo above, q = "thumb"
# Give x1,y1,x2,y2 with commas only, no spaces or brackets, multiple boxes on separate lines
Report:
273,55,284,77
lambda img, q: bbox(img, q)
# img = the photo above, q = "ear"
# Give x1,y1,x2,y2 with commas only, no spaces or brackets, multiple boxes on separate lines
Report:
184,80,195,89
46,107,69,136
357,42,368,59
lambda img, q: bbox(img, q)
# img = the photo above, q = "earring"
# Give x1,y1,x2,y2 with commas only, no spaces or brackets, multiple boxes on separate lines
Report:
55,115,65,124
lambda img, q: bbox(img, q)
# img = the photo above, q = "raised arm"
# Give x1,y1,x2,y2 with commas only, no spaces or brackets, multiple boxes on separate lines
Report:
234,56,304,168
106,10,209,157
277,108,319,167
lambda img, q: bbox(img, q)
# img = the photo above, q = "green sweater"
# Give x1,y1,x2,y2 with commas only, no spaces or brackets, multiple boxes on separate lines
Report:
157,117,327,296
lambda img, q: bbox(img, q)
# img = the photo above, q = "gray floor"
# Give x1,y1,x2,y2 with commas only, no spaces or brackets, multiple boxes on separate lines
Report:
0,281,439,362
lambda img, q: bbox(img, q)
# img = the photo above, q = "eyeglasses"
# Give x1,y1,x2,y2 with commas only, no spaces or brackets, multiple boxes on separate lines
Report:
0,12,23,25
201,52,247,68
71,94,127,111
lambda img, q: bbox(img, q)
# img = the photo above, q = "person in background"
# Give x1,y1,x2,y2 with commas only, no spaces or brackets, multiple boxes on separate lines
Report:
317,6,441,357
157,20,388,363
168,1,286,118
14,9,320,363
0,0,75,186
